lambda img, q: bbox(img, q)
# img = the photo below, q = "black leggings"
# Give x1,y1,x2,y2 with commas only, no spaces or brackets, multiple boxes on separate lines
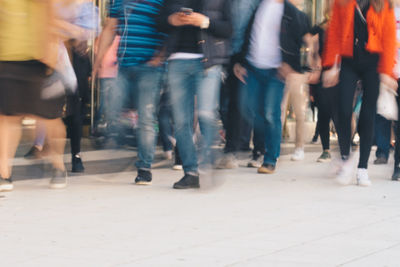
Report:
337,60,379,169
394,92,400,167
312,83,332,151
64,100,85,157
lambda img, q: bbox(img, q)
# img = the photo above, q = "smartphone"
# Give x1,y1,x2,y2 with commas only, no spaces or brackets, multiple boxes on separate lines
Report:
180,7,193,15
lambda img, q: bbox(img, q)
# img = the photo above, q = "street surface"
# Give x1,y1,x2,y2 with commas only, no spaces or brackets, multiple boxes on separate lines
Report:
1,141,400,266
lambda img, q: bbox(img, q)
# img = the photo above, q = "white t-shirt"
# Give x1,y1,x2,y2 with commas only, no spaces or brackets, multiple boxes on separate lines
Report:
246,0,284,69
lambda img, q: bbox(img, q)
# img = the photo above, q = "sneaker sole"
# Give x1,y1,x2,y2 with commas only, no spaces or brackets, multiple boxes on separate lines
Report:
172,165,183,171
257,168,275,174
247,163,261,168
49,183,67,189
357,180,372,187
135,181,152,186
173,184,200,189
317,158,331,163
0,184,14,191
291,157,304,161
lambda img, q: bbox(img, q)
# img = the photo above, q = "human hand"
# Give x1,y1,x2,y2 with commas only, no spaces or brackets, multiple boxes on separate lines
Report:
322,66,339,88
182,12,209,28
168,12,189,26
233,63,247,84
278,63,295,81
380,73,398,91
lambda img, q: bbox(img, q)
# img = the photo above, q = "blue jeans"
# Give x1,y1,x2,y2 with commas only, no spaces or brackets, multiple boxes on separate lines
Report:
168,59,222,174
117,64,165,170
97,78,117,123
244,64,285,165
237,80,266,155
374,114,392,159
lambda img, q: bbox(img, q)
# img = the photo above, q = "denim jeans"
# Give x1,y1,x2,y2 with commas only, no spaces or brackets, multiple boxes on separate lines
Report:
374,114,391,159
168,59,222,174
244,64,285,165
97,78,117,123
117,64,165,170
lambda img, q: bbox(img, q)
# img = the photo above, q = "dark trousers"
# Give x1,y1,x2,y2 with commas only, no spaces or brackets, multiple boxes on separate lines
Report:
64,97,84,156
312,83,332,151
158,89,173,152
374,114,392,159
223,60,262,154
394,89,400,167
337,59,380,169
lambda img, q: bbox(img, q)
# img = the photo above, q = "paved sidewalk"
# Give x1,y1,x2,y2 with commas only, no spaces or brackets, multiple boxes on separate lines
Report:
1,149,400,266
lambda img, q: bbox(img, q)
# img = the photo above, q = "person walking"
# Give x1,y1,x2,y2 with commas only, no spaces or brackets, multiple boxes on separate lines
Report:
159,0,232,189
93,0,167,185
216,0,263,170
233,0,312,174
323,0,397,186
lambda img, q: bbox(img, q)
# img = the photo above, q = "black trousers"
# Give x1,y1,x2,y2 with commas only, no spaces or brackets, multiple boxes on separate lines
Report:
312,82,335,151
222,60,252,154
64,95,85,157
337,59,380,168
393,85,400,167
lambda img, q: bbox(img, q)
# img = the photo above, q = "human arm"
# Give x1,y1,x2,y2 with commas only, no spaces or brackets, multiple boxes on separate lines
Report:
92,18,117,79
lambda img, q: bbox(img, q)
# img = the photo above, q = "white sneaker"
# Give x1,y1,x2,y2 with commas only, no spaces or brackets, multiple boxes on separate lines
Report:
291,148,305,161
336,154,358,185
172,164,183,171
247,153,263,168
356,168,372,187
215,153,239,169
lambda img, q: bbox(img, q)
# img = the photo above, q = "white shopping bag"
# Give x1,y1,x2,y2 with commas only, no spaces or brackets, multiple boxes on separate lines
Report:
377,83,398,121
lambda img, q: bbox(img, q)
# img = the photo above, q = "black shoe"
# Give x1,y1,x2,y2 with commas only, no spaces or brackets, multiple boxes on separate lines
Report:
173,174,200,189
311,135,318,144
24,146,42,159
374,156,388,165
135,169,152,185
72,155,85,173
392,167,400,181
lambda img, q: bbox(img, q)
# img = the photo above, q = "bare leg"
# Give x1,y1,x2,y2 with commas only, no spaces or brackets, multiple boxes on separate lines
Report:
0,115,23,179
40,118,66,171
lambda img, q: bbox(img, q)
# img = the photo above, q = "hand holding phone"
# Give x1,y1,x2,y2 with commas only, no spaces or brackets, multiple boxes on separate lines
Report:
180,7,193,15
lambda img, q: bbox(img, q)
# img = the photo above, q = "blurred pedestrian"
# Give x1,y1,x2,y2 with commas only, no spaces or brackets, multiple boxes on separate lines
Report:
159,0,232,189
0,0,96,191
234,0,312,174
93,0,167,185
216,0,264,170
323,0,397,186
309,0,335,163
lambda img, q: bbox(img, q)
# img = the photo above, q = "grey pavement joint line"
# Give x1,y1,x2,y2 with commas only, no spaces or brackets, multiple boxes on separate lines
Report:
112,211,400,266
224,213,400,267
336,242,400,266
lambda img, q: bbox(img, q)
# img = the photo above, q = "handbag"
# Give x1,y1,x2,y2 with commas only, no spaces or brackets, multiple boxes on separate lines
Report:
377,83,398,121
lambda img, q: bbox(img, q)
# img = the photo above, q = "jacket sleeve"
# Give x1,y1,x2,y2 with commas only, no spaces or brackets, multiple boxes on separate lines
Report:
156,0,182,34
206,0,232,39
378,3,397,77
322,0,342,68
232,12,256,65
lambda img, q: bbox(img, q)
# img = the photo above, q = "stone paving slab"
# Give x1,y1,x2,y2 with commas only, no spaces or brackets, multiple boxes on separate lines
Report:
1,151,400,266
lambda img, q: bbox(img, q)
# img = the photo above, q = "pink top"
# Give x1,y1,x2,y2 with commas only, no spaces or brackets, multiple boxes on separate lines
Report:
99,36,120,78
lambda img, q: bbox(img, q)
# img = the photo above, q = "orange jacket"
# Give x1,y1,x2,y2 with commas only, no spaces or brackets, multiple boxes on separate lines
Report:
322,0,397,77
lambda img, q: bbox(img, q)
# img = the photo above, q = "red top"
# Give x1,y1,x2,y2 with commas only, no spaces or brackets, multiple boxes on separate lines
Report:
322,0,397,77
